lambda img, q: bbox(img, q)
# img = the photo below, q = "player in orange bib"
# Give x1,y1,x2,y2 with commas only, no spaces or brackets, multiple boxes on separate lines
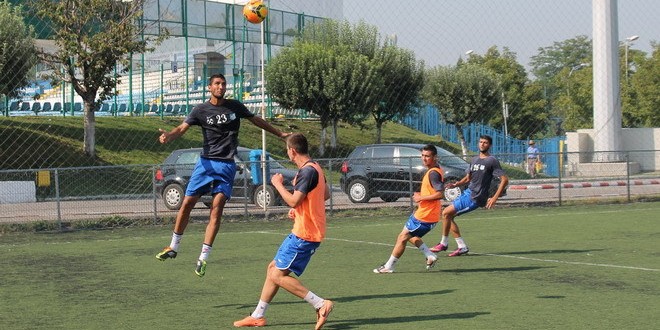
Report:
234,133,333,330
373,144,445,273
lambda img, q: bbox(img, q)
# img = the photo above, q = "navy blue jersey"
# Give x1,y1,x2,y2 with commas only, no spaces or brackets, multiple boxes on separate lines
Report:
293,162,320,194
466,155,505,206
184,99,254,160
428,168,444,192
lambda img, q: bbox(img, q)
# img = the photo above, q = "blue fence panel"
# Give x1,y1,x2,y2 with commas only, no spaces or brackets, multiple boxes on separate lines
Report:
403,105,566,177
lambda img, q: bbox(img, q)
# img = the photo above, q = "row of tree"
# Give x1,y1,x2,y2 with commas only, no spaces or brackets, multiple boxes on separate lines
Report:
266,20,659,155
1,1,658,158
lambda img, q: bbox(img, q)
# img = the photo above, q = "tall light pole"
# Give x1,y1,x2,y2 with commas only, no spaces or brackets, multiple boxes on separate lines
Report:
624,35,638,80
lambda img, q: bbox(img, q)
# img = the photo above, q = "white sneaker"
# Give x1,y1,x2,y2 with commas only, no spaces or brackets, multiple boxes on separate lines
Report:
426,254,438,270
373,264,394,274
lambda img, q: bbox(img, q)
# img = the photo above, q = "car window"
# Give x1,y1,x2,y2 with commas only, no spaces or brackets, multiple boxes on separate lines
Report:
370,146,395,164
177,151,199,164
436,147,469,167
397,147,422,166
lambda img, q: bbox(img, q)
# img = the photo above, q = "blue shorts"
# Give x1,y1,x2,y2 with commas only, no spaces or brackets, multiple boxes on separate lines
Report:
185,157,236,199
404,215,436,238
274,233,320,277
452,189,479,216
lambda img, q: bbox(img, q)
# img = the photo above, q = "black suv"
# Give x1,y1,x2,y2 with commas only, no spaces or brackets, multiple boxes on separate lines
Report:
154,147,297,210
339,143,505,203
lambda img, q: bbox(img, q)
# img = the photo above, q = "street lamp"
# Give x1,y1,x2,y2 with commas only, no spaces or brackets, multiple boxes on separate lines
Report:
567,63,589,97
624,35,639,80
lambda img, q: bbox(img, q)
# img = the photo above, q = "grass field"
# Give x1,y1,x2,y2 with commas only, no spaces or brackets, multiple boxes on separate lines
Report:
1,202,659,329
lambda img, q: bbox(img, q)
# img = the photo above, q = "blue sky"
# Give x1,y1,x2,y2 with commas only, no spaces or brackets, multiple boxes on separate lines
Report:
342,0,659,68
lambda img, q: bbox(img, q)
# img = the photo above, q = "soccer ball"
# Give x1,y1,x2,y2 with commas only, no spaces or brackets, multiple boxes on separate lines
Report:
243,0,268,24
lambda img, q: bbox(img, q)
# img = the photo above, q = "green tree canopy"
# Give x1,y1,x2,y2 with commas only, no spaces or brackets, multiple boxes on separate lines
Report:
422,64,500,156
0,2,37,103
30,0,164,157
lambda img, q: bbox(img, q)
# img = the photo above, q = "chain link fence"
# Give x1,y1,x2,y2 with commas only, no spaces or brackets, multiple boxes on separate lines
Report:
0,1,659,228
1,151,658,228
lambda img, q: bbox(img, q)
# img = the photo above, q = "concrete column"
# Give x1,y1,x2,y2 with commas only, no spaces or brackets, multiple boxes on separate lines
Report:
592,0,622,162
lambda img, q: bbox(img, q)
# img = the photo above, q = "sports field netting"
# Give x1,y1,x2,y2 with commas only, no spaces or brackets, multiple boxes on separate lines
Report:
1,202,658,329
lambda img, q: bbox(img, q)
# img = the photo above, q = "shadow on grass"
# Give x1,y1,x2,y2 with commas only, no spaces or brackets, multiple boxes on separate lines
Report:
214,290,454,309
488,249,605,255
444,266,553,273
278,312,491,329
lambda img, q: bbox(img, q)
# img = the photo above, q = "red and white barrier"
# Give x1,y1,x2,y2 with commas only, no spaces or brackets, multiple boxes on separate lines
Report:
509,179,660,190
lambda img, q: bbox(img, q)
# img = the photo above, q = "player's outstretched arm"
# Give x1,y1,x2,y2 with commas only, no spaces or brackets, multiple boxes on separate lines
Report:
247,116,290,139
158,123,190,144
485,175,509,209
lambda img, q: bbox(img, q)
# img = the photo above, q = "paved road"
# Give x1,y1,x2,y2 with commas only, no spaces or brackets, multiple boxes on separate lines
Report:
2,181,659,223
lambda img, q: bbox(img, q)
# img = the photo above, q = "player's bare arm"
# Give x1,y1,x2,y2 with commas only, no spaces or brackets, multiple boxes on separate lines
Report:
247,116,291,139
271,173,306,207
447,173,470,189
485,175,509,209
158,122,190,144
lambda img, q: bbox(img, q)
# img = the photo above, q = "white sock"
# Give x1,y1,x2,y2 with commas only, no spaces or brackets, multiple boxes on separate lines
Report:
418,243,434,258
169,232,182,251
304,291,325,309
198,243,212,261
455,237,467,249
384,255,399,270
440,236,449,246
251,300,269,319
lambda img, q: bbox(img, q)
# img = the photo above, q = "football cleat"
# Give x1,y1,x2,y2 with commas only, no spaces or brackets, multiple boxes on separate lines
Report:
195,259,207,277
426,254,438,270
315,300,334,330
448,247,469,257
233,315,267,327
429,243,448,253
156,247,177,261
373,265,394,274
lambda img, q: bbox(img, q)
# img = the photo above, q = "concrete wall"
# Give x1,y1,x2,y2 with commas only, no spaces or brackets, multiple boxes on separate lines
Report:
566,128,660,172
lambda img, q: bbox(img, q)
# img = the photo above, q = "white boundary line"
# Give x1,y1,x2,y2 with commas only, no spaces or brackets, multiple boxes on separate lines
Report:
250,231,660,273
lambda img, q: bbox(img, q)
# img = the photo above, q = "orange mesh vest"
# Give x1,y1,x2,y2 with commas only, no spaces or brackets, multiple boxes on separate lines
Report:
292,161,327,242
414,167,443,223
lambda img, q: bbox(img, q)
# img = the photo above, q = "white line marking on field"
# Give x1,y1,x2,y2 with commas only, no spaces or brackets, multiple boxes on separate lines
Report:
247,231,659,272
474,252,660,272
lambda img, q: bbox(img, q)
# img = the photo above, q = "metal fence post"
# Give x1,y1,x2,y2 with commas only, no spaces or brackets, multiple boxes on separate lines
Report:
152,166,158,224
327,159,333,215
558,151,562,206
626,151,631,202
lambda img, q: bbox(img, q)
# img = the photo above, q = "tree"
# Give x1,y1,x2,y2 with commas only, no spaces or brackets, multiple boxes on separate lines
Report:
30,0,164,158
268,19,424,151
422,64,500,156
0,1,37,111
368,45,424,143
529,36,592,132
462,46,547,140
266,42,376,155
628,43,660,127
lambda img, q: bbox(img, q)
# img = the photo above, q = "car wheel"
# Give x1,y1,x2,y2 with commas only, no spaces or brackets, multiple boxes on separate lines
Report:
253,185,277,208
163,183,184,210
380,194,400,202
347,179,371,203
443,178,464,202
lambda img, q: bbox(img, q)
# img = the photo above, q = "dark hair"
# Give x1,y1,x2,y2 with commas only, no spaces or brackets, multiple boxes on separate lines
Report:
480,135,493,144
421,144,437,156
208,74,226,85
287,133,309,154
